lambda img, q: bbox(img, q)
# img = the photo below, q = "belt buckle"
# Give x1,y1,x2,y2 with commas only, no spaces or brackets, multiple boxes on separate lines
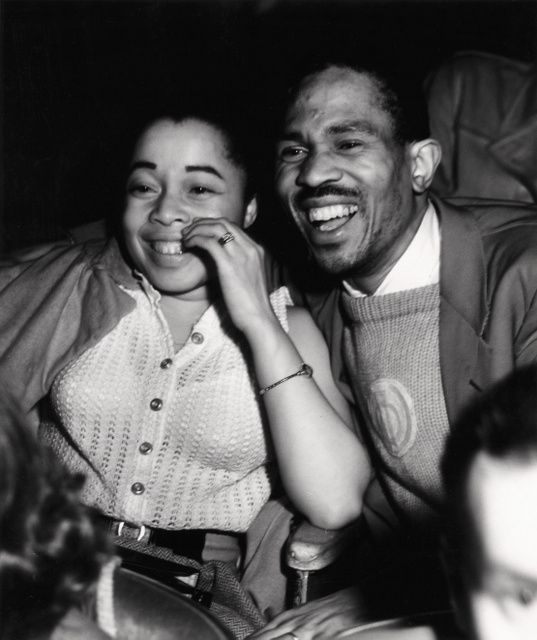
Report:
116,520,148,542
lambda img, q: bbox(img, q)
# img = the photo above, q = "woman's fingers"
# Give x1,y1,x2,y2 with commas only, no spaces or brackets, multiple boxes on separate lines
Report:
179,218,271,334
182,218,245,249
181,218,265,280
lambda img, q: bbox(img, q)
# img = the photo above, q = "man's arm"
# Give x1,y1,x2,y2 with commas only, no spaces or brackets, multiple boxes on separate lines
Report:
0,219,108,266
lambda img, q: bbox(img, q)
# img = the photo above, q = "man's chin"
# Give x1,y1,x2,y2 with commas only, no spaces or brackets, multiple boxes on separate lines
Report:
310,248,361,278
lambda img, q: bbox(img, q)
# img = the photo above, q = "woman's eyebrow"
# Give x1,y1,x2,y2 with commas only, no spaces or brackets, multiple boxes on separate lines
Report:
278,130,303,143
186,165,224,180
128,160,157,174
127,161,224,181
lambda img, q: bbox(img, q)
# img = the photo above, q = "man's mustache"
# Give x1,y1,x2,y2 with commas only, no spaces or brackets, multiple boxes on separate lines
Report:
294,185,363,207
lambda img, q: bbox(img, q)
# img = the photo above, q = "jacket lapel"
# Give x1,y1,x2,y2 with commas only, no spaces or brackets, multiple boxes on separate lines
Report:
434,196,491,424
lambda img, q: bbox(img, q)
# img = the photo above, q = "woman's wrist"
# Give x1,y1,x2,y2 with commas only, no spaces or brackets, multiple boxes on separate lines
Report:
241,311,287,348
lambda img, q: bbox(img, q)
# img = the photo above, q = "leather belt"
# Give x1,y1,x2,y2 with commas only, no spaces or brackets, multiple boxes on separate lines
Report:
100,516,207,560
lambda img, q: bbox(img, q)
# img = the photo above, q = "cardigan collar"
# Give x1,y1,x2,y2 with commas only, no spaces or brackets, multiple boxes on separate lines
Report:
85,236,139,289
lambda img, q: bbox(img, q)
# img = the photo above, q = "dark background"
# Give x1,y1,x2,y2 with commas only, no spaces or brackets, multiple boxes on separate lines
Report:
2,0,537,257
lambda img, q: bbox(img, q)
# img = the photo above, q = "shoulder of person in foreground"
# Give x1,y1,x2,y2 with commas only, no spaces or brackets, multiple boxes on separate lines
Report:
113,568,231,640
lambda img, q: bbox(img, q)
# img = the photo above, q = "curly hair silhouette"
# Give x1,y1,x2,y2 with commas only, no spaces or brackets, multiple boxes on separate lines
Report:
0,400,111,639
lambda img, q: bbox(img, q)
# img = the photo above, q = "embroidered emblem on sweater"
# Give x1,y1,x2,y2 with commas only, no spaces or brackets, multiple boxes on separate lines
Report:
367,378,417,457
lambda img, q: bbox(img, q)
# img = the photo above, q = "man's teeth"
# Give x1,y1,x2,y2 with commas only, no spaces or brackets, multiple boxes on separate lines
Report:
308,204,358,222
152,240,183,255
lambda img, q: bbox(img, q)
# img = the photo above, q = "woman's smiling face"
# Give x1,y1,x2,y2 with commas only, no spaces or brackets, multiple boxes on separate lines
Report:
122,117,250,301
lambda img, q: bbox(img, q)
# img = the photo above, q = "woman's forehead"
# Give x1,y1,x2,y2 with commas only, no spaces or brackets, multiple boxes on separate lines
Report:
136,118,227,150
132,118,241,171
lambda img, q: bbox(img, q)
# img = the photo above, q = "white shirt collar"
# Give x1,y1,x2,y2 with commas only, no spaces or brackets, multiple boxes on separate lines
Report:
343,201,440,298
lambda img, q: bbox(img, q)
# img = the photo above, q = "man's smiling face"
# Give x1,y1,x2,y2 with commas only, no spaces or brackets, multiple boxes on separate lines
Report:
275,66,419,287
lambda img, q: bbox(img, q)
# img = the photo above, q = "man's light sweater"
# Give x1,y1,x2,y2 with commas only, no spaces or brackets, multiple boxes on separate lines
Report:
342,284,450,529
44,283,292,532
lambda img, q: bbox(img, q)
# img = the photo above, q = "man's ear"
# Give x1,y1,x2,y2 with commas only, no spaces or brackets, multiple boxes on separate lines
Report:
408,139,442,194
243,196,258,229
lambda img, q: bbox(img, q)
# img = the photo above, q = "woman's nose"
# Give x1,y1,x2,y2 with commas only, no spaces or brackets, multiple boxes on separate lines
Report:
150,193,191,226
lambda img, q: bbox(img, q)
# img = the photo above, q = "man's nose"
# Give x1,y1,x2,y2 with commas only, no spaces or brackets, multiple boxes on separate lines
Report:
296,150,342,187
150,192,190,226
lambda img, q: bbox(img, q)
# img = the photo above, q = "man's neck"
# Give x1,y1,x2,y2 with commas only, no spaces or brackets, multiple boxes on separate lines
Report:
348,199,430,296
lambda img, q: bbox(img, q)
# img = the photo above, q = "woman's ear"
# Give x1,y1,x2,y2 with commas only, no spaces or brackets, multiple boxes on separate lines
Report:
243,196,258,229
408,139,442,194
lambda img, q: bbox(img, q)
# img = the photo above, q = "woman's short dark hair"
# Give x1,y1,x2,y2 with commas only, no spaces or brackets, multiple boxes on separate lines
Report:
0,401,111,638
120,99,258,201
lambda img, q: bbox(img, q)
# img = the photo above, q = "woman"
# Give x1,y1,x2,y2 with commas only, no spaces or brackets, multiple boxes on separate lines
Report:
0,107,370,636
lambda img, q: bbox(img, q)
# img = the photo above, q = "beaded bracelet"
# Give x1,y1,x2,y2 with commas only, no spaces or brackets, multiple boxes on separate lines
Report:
258,363,313,396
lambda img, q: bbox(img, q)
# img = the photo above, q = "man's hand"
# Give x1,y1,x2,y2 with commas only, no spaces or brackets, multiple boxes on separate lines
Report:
248,587,366,640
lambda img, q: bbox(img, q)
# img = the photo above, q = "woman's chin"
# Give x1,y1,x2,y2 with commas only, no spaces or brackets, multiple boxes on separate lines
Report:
152,269,210,300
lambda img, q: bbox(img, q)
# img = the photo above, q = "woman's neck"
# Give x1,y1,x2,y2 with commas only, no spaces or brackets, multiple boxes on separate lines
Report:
158,295,211,351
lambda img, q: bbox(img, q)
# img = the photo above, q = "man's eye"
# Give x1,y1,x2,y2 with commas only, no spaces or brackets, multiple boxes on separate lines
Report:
279,146,307,163
337,140,364,151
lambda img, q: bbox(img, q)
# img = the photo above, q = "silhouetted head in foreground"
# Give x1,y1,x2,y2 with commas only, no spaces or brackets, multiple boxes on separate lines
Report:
442,366,537,640
0,401,110,639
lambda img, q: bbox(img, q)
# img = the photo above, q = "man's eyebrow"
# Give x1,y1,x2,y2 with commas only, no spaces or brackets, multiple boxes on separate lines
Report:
327,120,379,137
128,160,157,174
278,120,380,142
186,165,224,180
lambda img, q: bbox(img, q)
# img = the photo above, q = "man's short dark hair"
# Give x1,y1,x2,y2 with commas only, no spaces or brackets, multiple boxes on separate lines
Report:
441,365,537,570
285,58,431,145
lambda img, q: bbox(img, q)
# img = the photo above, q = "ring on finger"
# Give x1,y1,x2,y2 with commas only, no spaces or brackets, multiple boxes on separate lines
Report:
218,231,235,246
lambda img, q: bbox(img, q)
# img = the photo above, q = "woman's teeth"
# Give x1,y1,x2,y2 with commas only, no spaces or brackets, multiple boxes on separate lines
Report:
151,240,183,255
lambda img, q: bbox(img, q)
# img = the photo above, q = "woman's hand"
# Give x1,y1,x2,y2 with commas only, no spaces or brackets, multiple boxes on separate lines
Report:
181,217,277,337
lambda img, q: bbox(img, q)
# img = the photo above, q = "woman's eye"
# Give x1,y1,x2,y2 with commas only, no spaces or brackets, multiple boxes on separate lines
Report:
190,186,214,197
279,146,307,163
128,183,155,196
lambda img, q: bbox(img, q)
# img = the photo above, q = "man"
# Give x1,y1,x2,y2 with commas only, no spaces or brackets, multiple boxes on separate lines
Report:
253,61,537,638
442,365,537,640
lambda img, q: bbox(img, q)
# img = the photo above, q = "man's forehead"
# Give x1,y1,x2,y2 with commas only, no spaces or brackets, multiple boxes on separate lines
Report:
299,66,375,94
284,67,387,131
